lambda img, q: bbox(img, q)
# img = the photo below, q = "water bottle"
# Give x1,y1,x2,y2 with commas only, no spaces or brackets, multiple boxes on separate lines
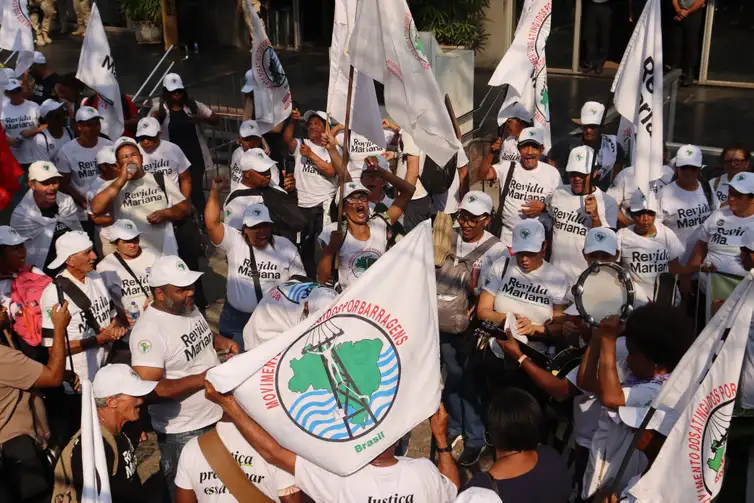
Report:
126,301,140,323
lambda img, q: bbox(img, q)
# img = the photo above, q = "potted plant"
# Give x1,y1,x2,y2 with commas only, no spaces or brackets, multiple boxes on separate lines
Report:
410,0,490,52
121,0,162,44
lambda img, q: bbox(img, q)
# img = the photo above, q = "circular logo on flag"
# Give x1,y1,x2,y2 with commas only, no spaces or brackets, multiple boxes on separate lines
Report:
404,13,430,70
275,313,401,442
254,40,287,89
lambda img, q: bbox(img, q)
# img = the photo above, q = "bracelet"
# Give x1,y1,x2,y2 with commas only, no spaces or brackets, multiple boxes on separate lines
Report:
436,446,452,453
517,354,529,367
81,336,99,351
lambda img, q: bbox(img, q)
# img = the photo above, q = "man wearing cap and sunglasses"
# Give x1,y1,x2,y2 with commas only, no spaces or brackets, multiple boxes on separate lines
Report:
32,98,75,163
477,126,562,248
129,255,238,496
11,161,83,275
136,116,192,200
229,119,276,193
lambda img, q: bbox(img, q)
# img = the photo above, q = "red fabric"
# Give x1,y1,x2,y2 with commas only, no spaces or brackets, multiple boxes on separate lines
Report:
0,127,23,210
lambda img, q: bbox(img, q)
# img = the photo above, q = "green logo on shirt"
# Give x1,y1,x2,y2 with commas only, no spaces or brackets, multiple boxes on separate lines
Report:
138,340,151,353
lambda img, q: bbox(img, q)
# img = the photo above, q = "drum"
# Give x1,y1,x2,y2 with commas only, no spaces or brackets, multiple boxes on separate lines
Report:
572,261,635,328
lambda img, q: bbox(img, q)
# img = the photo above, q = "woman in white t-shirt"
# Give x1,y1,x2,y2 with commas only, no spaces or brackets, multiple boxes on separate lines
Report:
708,143,751,209
617,190,686,305
478,220,570,338
206,178,305,350
2,79,42,167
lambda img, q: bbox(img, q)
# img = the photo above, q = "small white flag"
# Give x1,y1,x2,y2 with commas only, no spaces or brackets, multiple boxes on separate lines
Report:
248,0,292,134
0,0,35,77
611,0,663,199
208,220,441,476
76,3,124,139
348,0,461,166
328,0,385,148
628,275,754,502
489,0,552,151
80,380,113,503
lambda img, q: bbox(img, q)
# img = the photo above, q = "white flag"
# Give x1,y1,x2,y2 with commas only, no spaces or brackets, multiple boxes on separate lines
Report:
208,220,441,476
80,380,112,503
611,0,663,199
628,274,754,502
76,3,124,139
328,0,385,148
249,1,292,134
0,0,34,77
348,0,461,166
489,0,551,151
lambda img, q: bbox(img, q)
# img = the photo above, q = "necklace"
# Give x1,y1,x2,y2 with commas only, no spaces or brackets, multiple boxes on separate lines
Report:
496,450,524,461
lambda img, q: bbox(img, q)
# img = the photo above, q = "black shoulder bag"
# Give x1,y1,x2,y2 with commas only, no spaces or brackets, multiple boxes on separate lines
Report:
245,241,265,303
488,161,515,238
154,171,205,257
54,277,102,334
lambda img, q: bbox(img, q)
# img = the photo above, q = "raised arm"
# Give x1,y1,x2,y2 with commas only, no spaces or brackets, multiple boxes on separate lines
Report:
478,137,502,182
205,176,226,246
430,404,461,488
34,302,71,387
133,366,208,402
597,317,626,409
282,109,300,154
91,164,130,215
577,327,601,393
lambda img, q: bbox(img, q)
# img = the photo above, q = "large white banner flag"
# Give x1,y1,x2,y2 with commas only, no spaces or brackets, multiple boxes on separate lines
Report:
628,274,754,502
0,0,35,77
76,3,124,139
328,0,385,148
208,220,440,476
611,0,663,199
489,0,551,151
348,0,461,166
248,0,292,134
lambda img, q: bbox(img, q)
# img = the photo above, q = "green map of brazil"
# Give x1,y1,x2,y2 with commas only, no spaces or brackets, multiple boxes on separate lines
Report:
288,339,384,426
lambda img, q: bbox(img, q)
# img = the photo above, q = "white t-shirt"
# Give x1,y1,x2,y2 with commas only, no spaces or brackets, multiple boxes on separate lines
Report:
547,186,618,284
1,100,40,163
455,231,509,296
698,207,754,277
129,307,222,434
293,139,337,208
492,160,562,246
396,131,427,200
106,173,184,255
96,247,160,315
243,281,314,351
175,421,296,502
657,181,711,265
140,140,191,186
483,258,570,325
40,270,114,389
294,456,458,503
617,223,684,304
56,138,115,198
336,131,386,182
319,218,388,288
709,174,731,210
499,136,521,163
607,165,674,215
229,147,281,193
431,148,470,215
217,225,305,313
32,127,75,163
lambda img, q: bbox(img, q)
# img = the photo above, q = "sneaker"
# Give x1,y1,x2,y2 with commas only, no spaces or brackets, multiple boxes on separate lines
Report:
458,445,484,467
579,62,594,73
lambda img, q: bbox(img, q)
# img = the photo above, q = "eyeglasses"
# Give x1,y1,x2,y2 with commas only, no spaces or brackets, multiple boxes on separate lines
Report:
457,213,487,225
346,194,368,204
724,158,747,165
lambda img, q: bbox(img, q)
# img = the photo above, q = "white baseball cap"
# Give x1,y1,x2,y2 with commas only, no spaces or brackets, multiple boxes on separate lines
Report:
628,190,659,213
303,110,328,124
28,161,62,182
239,120,261,139
577,101,605,126
48,231,93,269
458,191,493,216
39,98,64,118
136,117,161,138
511,219,546,254
240,148,277,172
517,127,544,147
565,145,594,175
108,219,142,242
241,69,254,93
729,172,754,195
1,68,15,81
75,106,102,123
453,487,503,503
93,364,157,399
114,136,140,156
583,228,618,255
499,102,533,125
675,144,703,168
343,181,370,199
148,255,203,288
96,146,117,166
0,226,29,246
4,78,21,92
33,51,46,65
163,73,185,92
242,203,274,228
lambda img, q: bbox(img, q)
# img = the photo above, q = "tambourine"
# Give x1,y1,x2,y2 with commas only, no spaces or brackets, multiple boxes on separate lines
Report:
572,261,635,328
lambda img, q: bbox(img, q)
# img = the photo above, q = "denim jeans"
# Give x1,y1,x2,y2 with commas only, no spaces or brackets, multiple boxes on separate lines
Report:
157,423,216,501
439,332,485,449
219,301,252,352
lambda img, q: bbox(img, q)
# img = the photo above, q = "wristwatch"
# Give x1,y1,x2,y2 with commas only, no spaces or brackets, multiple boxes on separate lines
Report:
517,354,529,367
436,446,452,453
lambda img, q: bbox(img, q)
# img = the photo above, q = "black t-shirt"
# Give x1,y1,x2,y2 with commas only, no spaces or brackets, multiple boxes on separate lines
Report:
31,73,59,105
71,431,144,503
40,203,72,276
462,446,572,503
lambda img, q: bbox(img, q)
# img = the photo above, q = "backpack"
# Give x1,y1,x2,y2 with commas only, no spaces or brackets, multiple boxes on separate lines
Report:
3,266,53,347
436,232,500,334
51,428,119,503
419,152,458,195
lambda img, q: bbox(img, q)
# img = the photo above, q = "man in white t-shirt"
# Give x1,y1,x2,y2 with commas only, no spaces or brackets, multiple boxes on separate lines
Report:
390,128,432,232
136,116,192,199
32,99,75,163
96,219,161,324
708,144,751,210
130,255,239,496
2,78,42,167
332,123,390,183
477,127,562,247
545,145,618,284
608,159,674,228
203,382,460,503
90,137,189,255
229,120,276,192
491,102,533,163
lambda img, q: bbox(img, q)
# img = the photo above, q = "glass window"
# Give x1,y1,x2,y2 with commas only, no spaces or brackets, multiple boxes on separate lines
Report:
706,2,754,83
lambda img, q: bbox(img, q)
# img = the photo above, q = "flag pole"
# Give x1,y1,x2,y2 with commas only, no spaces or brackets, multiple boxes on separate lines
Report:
583,92,614,195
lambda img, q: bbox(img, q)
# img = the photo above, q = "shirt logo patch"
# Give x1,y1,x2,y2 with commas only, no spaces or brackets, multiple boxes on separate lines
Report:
717,219,724,226
138,340,151,353
177,262,187,271
595,232,606,242
520,228,531,239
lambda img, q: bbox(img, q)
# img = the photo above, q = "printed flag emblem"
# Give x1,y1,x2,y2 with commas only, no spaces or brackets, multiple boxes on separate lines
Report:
138,340,151,353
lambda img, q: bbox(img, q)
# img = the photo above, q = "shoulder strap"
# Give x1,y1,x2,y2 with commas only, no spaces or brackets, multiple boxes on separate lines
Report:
245,240,265,303
700,177,713,207
226,187,263,206
113,252,151,298
484,472,500,496
456,235,500,267
198,429,274,502
500,256,511,282
495,161,516,221
153,171,168,200
54,276,101,332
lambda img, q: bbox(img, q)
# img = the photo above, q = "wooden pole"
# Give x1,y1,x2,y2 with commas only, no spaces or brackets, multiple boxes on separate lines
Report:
160,0,179,51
